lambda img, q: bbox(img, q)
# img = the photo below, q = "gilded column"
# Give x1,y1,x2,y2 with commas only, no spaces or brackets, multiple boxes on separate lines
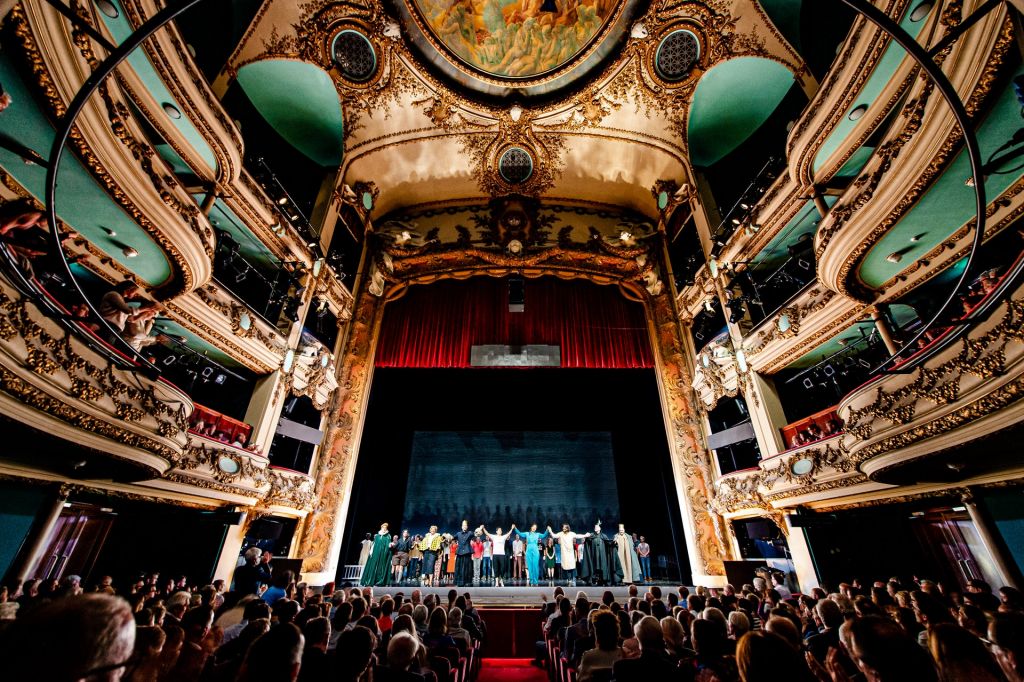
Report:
649,282,731,586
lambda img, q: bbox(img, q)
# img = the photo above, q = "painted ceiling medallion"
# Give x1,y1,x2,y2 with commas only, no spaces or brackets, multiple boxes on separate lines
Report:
394,0,641,98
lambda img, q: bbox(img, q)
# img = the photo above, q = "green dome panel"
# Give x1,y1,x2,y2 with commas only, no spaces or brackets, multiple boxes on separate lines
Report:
237,60,344,168
687,57,795,167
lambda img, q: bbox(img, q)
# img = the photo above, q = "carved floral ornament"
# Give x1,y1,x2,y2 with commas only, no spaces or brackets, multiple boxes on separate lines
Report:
0,281,189,464
175,439,315,510
229,0,802,207
710,293,1024,516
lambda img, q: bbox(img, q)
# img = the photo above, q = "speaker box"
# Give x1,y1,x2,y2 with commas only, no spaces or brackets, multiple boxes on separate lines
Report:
251,519,284,540
724,559,766,589
508,277,524,313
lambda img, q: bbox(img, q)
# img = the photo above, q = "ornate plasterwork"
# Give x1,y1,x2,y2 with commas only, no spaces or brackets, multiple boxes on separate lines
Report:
223,0,805,218
711,287,1024,515
841,296,1024,468
0,280,190,467
818,13,1014,299
172,436,315,510
743,285,838,357
9,4,212,297
194,285,287,354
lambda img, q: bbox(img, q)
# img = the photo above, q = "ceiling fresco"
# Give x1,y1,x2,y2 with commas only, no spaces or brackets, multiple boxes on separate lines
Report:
393,0,641,98
408,0,618,79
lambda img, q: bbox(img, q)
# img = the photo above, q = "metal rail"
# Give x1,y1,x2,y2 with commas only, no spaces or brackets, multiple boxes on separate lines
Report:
42,0,205,375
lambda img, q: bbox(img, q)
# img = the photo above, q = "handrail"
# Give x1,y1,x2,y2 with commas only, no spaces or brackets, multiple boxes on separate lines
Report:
42,0,207,377
836,0,987,375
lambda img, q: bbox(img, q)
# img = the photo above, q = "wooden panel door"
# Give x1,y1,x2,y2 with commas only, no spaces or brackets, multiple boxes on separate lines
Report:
37,505,114,583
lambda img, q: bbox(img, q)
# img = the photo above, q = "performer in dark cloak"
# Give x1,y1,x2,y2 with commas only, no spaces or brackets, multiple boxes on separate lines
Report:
579,522,620,586
454,519,476,586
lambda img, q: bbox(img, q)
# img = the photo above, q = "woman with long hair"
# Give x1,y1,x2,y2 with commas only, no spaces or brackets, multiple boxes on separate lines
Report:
544,537,557,585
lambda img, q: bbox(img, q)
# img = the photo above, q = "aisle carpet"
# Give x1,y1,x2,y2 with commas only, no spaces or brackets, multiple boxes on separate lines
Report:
479,659,547,682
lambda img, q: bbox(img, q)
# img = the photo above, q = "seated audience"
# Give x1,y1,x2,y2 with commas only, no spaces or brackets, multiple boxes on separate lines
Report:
579,610,624,682
612,615,686,681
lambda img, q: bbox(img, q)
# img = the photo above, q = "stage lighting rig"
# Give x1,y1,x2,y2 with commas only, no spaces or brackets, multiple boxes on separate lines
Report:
726,297,746,324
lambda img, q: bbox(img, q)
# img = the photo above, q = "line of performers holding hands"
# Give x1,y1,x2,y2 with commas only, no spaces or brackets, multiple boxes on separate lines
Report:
359,519,652,588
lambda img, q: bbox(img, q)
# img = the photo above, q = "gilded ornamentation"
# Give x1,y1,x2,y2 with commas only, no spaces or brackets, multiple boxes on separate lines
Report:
8,5,207,297
744,287,836,357
841,298,1024,468
0,286,189,463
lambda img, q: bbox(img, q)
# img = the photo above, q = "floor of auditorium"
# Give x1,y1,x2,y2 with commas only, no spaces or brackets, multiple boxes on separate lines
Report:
479,659,547,682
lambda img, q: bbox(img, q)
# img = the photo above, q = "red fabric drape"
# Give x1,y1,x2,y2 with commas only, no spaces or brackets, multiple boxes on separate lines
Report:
375,278,653,368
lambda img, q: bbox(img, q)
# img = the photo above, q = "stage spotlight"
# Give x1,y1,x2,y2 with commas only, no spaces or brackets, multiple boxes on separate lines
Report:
857,358,871,368
822,364,835,377
202,367,214,379
727,298,745,324
214,373,227,385
802,377,814,390
162,354,177,366
797,258,811,271
235,269,248,284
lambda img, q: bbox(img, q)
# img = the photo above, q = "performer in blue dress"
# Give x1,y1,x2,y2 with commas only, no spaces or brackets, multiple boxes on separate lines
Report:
516,524,549,586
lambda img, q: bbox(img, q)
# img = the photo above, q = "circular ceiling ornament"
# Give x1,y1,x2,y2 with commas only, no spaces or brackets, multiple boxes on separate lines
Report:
332,29,377,83
498,147,534,185
655,29,700,82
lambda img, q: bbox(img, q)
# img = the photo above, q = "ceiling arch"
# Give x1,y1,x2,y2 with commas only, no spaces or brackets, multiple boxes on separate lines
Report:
236,59,344,167
687,56,796,167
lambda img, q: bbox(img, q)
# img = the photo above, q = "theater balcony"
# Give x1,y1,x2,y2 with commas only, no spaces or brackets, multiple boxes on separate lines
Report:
0,273,191,481
9,2,217,295
787,0,942,189
157,427,315,512
838,274,1024,487
713,250,1024,519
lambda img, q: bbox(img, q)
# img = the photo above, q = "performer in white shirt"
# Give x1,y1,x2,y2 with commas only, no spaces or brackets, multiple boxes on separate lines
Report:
479,524,515,587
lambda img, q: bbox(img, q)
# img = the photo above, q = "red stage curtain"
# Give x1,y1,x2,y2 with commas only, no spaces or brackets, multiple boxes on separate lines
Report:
372,276,651,366
375,278,654,369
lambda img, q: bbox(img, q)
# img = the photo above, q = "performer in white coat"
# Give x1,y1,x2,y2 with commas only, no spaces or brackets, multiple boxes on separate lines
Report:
548,524,591,586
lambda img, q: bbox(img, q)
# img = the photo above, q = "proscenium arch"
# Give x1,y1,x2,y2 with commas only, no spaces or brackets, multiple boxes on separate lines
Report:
294,261,733,587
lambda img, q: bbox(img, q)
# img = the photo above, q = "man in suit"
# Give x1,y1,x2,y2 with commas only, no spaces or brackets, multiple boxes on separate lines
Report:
612,615,686,681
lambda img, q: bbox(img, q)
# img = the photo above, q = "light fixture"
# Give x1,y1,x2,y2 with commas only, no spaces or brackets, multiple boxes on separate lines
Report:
709,258,719,278
277,196,289,206
96,0,119,18
886,252,903,264
848,104,868,121
910,233,924,242
103,227,117,237
122,246,138,258
162,102,182,119
735,348,748,374
910,2,933,22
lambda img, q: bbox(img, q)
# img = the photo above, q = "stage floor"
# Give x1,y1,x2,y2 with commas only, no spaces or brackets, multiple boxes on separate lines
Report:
355,583,678,607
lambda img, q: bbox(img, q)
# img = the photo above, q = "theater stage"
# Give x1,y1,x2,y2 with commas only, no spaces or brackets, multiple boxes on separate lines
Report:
352,584,674,607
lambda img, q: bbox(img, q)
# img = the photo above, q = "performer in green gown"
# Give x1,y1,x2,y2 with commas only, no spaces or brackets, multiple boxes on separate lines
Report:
360,522,393,586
